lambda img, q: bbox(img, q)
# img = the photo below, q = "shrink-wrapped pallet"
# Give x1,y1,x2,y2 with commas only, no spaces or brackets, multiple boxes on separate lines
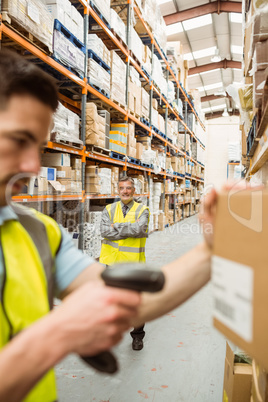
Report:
2,0,53,51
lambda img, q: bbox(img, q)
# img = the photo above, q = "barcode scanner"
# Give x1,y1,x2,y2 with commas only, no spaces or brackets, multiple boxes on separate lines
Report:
80,263,165,374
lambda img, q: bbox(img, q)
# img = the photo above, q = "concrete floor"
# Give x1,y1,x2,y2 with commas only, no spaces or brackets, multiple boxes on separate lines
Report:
56,216,227,401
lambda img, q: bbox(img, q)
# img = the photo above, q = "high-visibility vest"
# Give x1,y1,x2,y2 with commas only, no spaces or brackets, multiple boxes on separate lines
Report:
0,204,62,402
99,201,149,265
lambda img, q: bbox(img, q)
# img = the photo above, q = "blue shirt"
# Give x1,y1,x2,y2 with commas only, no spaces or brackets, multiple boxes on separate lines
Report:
0,205,95,297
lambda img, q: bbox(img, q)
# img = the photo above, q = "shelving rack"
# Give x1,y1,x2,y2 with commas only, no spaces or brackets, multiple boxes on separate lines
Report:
0,0,205,246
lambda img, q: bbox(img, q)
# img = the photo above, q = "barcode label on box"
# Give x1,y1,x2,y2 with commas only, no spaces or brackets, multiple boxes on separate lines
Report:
212,256,253,342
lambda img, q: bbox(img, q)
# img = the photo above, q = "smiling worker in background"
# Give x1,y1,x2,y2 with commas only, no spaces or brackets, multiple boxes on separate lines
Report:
100,176,150,350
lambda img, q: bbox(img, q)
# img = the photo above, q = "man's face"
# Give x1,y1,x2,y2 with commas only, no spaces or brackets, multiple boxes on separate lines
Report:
118,180,135,204
0,95,53,206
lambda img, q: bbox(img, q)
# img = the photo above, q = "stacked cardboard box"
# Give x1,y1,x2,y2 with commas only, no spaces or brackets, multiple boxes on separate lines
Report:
109,123,127,155
128,78,142,117
3,0,53,51
141,88,150,120
87,58,110,97
111,167,119,194
110,50,126,105
85,166,100,194
85,103,106,147
127,122,137,158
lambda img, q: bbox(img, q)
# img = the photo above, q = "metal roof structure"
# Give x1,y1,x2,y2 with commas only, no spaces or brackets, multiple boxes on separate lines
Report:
158,0,243,119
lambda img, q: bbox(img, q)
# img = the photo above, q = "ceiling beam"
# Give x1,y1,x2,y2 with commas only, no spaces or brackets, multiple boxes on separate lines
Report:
188,59,242,75
201,94,230,102
164,1,242,25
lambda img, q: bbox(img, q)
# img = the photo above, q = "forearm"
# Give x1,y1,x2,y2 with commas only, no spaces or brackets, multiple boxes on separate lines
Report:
132,242,211,326
0,311,68,402
114,221,148,238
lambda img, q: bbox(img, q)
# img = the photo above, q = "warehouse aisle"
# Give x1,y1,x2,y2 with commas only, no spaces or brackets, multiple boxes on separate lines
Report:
56,216,227,401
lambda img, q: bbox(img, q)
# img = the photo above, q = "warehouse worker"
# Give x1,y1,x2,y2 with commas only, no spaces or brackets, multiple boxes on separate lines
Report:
0,50,141,402
100,176,150,351
0,49,213,402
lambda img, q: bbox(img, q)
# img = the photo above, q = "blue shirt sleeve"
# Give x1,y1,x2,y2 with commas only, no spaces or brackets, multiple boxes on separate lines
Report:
54,227,96,296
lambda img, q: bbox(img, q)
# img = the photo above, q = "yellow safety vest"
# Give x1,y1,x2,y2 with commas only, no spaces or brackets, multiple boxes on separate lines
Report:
0,204,62,402
99,201,149,265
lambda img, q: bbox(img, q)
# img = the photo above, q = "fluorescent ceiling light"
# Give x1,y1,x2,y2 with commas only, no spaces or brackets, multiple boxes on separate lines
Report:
184,46,216,61
202,107,212,113
183,14,212,31
166,22,183,36
157,0,171,4
201,68,220,76
210,104,227,111
197,82,223,92
230,13,242,23
231,45,243,54
222,108,229,117
211,48,222,62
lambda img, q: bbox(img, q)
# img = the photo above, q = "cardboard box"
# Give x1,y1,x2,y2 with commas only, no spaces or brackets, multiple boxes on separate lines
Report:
57,179,72,193
28,177,48,195
212,189,268,371
71,157,82,170
85,183,100,194
41,152,70,167
85,177,100,184
222,342,252,402
136,143,144,160
39,167,56,181
56,166,72,179
85,166,99,176
251,360,268,402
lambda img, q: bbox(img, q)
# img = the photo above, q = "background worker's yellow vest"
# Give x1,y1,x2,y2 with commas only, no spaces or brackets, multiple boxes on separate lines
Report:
0,204,62,402
99,201,149,265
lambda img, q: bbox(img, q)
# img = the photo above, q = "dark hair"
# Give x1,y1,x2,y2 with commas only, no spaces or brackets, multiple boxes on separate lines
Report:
118,176,135,187
0,49,58,111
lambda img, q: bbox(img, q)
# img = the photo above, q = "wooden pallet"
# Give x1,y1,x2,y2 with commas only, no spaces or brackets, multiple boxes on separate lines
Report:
50,134,83,150
86,144,111,156
110,98,126,110
1,12,52,55
128,110,141,119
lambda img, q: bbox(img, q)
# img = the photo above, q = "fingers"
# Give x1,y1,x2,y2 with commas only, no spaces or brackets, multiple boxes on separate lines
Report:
102,287,141,309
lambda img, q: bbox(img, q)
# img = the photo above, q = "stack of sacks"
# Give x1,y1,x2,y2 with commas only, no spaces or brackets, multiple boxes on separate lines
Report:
99,168,112,195
91,0,111,25
158,152,166,170
111,167,119,194
141,148,157,167
151,182,162,213
127,122,137,158
45,0,84,43
85,166,100,194
132,175,145,194
109,123,127,155
110,8,126,43
129,26,143,64
88,34,111,66
3,0,53,51
110,51,126,105
166,157,173,174
51,102,82,145
141,88,150,120
87,57,110,97
167,81,175,103
165,179,175,192
85,103,106,147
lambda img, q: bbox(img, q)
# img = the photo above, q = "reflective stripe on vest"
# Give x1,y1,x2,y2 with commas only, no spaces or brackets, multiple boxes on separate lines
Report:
99,201,149,265
0,205,62,402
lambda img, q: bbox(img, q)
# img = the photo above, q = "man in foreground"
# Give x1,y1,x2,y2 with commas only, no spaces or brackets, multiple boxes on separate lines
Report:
0,49,213,402
100,176,150,350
